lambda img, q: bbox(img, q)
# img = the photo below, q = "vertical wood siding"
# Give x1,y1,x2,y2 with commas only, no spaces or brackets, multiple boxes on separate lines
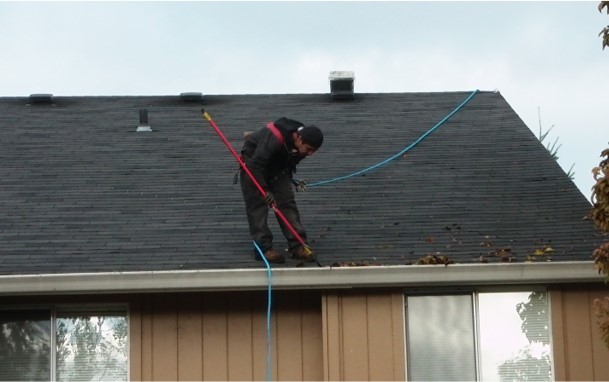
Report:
551,285,609,381
130,290,323,381
13,285,609,380
322,290,406,381
177,293,203,381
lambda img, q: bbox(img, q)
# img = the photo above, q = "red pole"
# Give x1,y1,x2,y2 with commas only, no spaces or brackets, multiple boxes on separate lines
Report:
202,109,307,248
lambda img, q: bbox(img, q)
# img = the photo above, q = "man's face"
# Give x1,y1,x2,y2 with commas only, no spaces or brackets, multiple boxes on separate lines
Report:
294,134,317,157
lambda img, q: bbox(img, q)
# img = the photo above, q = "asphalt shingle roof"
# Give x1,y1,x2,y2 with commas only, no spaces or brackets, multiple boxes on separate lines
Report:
0,90,603,275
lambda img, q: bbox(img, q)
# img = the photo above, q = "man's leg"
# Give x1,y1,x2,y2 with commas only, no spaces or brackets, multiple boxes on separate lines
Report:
240,171,273,252
271,175,307,250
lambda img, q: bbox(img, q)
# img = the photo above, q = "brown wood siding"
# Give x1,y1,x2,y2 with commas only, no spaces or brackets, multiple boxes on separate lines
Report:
177,293,203,381
322,290,406,381
130,290,324,381
130,297,143,381
10,284,609,380
551,285,609,381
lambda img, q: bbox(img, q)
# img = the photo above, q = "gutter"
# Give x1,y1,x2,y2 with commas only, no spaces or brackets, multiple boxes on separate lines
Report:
0,261,604,296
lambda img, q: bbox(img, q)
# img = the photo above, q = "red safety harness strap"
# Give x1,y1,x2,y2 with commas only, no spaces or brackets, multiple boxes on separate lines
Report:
266,123,284,145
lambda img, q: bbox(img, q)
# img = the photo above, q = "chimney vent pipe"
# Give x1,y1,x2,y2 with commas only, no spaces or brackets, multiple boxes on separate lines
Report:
136,109,152,132
329,71,355,100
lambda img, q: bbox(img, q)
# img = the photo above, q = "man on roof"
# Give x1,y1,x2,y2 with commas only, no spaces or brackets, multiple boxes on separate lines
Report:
240,117,323,264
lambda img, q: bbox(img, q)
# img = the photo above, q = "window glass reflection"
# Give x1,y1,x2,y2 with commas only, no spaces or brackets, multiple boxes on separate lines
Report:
56,313,128,382
0,309,51,381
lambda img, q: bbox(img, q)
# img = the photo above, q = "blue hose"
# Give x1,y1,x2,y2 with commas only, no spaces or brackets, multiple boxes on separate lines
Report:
253,241,273,382
309,89,479,187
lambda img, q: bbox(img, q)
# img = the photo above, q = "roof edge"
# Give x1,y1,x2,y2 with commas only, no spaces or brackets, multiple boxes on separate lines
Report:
0,262,603,296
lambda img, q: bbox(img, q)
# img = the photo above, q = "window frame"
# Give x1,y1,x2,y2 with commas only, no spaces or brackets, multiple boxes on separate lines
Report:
404,286,554,381
0,303,129,382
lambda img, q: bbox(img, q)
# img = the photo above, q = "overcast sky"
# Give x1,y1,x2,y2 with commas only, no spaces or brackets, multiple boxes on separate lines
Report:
1,1,607,196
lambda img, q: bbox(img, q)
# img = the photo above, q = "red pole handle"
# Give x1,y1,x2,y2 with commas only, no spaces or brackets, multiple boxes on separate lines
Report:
202,110,307,248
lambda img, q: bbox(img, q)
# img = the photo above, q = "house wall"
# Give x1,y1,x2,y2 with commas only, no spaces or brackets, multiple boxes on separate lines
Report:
319,285,609,382
0,288,406,381
10,285,609,381
550,285,609,381
130,289,406,381
322,289,406,381
129,290,323,381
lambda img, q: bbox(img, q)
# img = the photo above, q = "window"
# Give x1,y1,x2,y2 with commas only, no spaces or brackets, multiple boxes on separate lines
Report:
0,306,128,382
0,309,51,381
406,291,552,381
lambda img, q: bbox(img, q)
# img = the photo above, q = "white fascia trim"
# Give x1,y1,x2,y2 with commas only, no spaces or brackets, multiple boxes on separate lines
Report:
0,261,603,296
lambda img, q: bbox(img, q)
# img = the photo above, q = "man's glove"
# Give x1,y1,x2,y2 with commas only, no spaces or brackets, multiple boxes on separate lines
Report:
264,192,276,205
291,179,307,192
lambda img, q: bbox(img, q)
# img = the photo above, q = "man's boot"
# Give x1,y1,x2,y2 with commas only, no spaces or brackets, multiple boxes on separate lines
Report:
290,245,315,262
255,248,285,264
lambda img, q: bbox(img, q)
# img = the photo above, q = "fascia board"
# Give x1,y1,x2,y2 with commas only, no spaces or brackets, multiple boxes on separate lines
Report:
0,261,603,296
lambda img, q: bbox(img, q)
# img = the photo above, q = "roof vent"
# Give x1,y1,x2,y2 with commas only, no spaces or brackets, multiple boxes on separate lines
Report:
136,109,152,132
180,92,203,103
329,71,355,100
29,93,54,104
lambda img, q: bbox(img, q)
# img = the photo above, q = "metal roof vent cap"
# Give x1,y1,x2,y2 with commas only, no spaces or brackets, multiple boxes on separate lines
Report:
329,71,355,100
29,93,54,104
136,109,152,132
180,92,203,103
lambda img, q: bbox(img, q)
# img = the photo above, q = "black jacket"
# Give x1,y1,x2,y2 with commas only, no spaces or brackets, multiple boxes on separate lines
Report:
241,118,305,190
